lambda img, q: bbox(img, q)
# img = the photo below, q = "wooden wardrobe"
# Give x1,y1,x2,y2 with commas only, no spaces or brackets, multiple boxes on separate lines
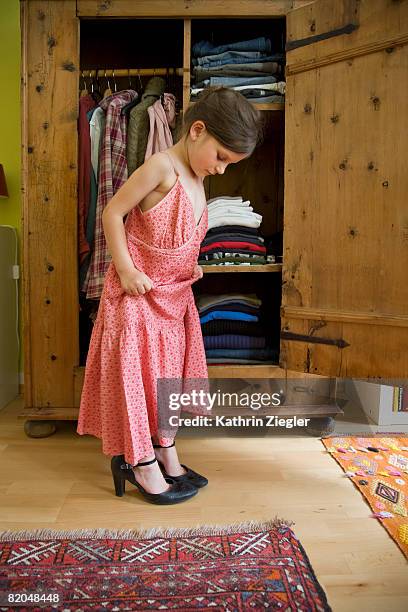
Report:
20,0,408,434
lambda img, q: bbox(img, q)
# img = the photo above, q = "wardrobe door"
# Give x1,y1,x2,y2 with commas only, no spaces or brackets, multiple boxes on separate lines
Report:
21,0,79,410
281,0,408,378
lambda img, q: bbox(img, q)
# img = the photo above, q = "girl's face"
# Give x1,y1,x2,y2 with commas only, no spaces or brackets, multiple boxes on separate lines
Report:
187,121,248,178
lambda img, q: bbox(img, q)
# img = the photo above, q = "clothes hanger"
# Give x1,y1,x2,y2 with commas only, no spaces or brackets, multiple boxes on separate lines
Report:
121,69,140,116
103,69,112,98
137,68,143,93
161,67,180,115
90,72,102,104
79,71,88,98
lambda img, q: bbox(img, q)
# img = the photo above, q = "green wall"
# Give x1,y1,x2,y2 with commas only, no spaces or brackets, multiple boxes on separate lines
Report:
0,1,23,376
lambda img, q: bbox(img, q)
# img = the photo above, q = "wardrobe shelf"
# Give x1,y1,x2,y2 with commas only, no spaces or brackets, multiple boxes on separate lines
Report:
201,264,282,273
254,103,285,111
188,102,284,112
207,364,280,378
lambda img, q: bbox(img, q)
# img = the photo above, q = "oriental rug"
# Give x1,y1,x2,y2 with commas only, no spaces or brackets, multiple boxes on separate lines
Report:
0,519,330,610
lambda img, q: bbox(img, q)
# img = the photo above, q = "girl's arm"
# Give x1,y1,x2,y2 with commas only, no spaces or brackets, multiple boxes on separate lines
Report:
102,153,173,295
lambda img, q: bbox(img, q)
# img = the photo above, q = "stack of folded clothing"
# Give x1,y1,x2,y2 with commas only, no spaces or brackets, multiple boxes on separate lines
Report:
191,36,285,104
196,293,278,364
199,196,275,266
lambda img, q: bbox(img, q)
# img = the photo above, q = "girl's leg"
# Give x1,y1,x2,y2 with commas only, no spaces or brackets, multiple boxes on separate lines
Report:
151,439,187,477
132,454,171,494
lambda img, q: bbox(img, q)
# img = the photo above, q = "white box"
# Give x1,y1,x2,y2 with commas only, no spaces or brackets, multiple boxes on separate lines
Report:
352,381,408,426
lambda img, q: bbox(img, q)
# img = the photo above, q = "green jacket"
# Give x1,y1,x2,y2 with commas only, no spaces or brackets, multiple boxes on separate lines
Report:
126,77,166,175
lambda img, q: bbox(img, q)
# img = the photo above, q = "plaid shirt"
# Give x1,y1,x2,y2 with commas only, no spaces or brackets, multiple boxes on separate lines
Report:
83,90,137,299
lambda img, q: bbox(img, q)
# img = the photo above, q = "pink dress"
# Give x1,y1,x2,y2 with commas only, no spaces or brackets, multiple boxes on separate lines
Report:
77,167,209,465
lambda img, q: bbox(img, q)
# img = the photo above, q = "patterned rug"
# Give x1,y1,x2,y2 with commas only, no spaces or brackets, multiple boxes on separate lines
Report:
0,520,331,611
322,435,408,558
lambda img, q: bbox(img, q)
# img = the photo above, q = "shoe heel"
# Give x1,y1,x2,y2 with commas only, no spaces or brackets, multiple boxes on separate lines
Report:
113,472,125,497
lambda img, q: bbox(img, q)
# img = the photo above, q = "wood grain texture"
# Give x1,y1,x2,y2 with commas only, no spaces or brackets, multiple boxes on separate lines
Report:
183,19,191,112
76,0,314,18
21,1,79,408
282,0,408,377
287,0,408,70
287,0,359,44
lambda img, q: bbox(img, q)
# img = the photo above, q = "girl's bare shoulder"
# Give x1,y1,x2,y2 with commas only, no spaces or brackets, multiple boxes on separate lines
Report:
145,151,178,192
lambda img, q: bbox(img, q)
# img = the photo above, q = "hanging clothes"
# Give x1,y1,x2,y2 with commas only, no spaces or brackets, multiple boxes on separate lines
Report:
89,107,105,179
79,106,105,291
126,77,166,175
144,93,176,160
83,89,137,299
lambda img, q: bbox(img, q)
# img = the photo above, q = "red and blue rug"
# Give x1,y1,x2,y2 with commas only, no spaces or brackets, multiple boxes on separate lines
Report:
0,519,330,610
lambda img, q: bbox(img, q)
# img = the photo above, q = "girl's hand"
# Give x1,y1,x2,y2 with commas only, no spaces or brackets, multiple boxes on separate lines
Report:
119,267,154,296
194,264,204,280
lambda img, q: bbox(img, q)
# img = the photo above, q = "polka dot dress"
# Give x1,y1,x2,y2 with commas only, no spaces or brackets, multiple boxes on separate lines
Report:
77,178,209,465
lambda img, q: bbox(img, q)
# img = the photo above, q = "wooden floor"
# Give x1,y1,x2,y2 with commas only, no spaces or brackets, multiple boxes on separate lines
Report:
1,397,407,611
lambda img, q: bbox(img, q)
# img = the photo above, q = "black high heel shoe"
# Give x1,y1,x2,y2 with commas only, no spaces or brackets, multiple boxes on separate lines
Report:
152,441,209,489
111,455,198,504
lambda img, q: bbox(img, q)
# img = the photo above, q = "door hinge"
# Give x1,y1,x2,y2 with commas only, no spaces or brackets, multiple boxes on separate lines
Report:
281,331,350,349
286,23,359,52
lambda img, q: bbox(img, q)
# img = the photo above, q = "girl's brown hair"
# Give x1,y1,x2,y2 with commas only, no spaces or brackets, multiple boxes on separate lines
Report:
182,86,264,155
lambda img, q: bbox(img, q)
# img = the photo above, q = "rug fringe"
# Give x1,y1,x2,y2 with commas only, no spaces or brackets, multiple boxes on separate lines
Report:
322,432,406,437
0,517,294,542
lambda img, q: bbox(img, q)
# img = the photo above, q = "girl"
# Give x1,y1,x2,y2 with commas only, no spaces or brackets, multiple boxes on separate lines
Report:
77,86,263,505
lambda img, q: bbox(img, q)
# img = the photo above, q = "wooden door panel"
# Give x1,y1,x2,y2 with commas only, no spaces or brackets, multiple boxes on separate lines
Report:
21,0,79,407
287,0,408,67
76,1,314,18
282,0,408,378
287,0,359,50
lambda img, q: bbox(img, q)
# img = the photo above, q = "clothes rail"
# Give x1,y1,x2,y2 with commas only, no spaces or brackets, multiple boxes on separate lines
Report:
81,68,184,78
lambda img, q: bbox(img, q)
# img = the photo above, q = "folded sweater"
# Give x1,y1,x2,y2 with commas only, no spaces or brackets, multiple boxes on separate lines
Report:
204,334,266,349
199,310,259,324
206,225,260,236
201,319,265,336
197,293,262,309
201,241,266,254
201,233,264,246
205,348,277,360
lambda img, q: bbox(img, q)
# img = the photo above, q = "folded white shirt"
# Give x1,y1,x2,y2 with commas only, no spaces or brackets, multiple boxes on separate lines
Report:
207,215,262,230
207,195,243,205
210,210,262,220
209,206,254,218
208,200,251,211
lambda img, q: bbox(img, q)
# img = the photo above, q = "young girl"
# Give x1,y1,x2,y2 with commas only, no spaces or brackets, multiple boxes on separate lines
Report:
77,86,263,505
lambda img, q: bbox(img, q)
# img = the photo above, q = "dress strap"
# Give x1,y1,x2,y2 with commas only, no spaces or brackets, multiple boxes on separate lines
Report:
161,150,179,177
